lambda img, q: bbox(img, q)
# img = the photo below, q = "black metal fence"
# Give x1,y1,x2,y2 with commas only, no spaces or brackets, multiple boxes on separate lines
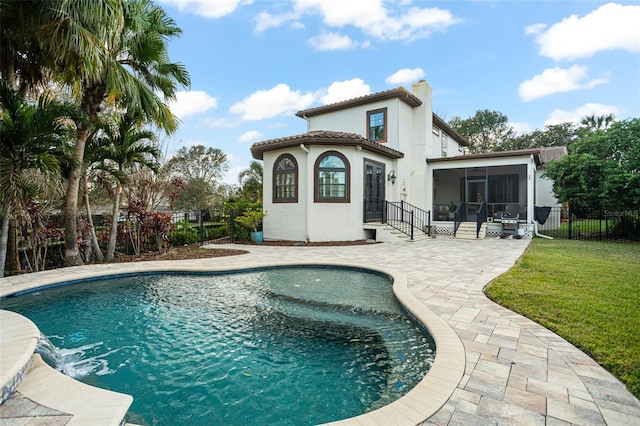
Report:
536,205,639,241
4,206,242,274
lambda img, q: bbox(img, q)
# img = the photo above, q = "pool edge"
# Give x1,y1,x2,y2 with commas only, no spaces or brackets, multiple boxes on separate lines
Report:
0,258,465,425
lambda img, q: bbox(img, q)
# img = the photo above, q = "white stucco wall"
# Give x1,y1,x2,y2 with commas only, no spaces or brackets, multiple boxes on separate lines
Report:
262,144,397,242
536,173,558,206
262,147,309,241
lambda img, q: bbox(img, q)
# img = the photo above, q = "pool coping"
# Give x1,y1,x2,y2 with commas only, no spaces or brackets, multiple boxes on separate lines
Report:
0,258,465,426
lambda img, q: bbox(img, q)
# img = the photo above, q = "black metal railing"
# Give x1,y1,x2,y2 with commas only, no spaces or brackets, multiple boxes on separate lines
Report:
383,200,432,240
453,201,465,236
476,202,487,238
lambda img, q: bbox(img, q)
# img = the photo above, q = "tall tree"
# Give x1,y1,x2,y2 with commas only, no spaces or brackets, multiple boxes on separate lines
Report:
0,81,77,276
581,114,616,131
238,160,263,203
167,145,230,188
88,111,160,261
544,117,640,210
497,122,579,152
2,0,189,265
449,110,515,153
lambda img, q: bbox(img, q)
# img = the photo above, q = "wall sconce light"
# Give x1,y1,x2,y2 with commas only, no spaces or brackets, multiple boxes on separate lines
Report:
387,170,397,184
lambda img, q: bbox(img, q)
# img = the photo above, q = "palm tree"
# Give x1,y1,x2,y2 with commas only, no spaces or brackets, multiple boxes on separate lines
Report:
2,0,190,265
238,161,263,203
581,114,616,131
88,111,160,261
0,80,77,277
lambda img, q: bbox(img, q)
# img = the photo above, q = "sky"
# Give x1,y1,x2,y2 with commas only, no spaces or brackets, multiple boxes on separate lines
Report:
155,0,640,185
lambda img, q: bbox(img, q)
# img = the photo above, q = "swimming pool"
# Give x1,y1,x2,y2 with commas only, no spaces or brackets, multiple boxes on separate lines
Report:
1,266,435,425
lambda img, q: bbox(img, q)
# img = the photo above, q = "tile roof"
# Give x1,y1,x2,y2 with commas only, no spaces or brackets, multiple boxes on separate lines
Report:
250,130,404,160
295,87,421,118
426,146,568,166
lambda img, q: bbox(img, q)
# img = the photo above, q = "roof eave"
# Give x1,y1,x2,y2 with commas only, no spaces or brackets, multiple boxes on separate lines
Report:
295,87,421,118
251,136,404,160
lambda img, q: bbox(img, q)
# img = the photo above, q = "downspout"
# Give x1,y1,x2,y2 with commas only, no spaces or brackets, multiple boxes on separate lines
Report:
300,144,312,242
532,153,553,239
534,221,553,239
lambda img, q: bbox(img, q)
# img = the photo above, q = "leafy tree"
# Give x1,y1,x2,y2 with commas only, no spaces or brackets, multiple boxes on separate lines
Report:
581,114,615,131
2,0,190,265
0,81,77,276
88,111,160,261
238,160,263,203
449,110,515,153
498,122,579,152
173,177,214,211
167,145,230,188
544,118,640,210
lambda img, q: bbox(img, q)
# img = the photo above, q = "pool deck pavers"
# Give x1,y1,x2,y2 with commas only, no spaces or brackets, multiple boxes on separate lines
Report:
1,236,639,425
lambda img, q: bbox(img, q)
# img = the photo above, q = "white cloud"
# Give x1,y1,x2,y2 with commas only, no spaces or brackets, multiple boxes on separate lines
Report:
255,11,300,33
321,79,371,104
386,68,425,85
308,32,356,51
510,122,532,135
238,130,263,143
545,103,621,126
518,65,609,102
256,0,459,42
167,91,218,119
532,3,640,61
524,23,546,35
229,84,316,121
159,0,252,18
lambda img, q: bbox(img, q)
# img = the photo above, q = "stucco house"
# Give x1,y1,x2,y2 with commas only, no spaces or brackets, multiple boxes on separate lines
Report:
250,80,565,242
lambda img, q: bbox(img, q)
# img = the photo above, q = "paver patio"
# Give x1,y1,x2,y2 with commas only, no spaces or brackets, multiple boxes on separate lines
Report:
1,237,639,425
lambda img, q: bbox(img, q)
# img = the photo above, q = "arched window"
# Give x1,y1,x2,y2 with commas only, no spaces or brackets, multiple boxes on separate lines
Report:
314,151,350,203
273,154,298,202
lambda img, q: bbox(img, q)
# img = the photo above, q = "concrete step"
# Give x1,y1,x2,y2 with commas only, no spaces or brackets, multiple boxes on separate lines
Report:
454,222,487,239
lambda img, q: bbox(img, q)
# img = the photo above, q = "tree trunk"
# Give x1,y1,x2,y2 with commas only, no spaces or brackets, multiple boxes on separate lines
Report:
105,183,122,262
83,174,104,262
6,218,21,275
65,84,105,266
63,126,90,266
0,205,12,278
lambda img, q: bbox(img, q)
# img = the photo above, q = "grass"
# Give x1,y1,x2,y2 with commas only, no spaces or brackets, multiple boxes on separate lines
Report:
485,238,640,399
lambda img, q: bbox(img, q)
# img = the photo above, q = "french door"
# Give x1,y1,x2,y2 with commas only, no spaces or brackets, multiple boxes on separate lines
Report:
364,160,385,222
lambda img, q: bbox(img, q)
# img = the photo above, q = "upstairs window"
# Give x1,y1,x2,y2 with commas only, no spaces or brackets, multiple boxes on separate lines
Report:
441,133,448,158
315,151,350,202
367,108,387,143
273,154,298,202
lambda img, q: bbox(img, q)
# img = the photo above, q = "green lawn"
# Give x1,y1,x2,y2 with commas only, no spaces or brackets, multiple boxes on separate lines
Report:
485,239,640,399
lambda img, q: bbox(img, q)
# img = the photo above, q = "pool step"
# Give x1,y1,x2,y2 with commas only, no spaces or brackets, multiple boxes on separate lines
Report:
13,354,133,425
0,310,133,426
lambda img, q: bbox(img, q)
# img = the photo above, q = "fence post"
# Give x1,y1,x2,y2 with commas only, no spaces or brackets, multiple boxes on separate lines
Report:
599,206,603,241
230,208,235,243
410,211,414,240
568,204,573,240
199,209,205,245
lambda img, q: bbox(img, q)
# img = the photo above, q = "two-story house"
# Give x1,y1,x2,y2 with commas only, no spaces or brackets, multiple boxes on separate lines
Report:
250,80,565,242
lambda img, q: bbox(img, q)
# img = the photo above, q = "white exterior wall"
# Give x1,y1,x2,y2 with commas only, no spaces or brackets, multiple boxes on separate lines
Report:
262,144,397,242
262,147,309,241
407,81,433,210
536,174,560,207
306,101,402,152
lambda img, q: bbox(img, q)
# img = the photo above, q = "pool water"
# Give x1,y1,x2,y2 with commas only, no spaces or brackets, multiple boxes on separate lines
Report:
1,267,435,425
